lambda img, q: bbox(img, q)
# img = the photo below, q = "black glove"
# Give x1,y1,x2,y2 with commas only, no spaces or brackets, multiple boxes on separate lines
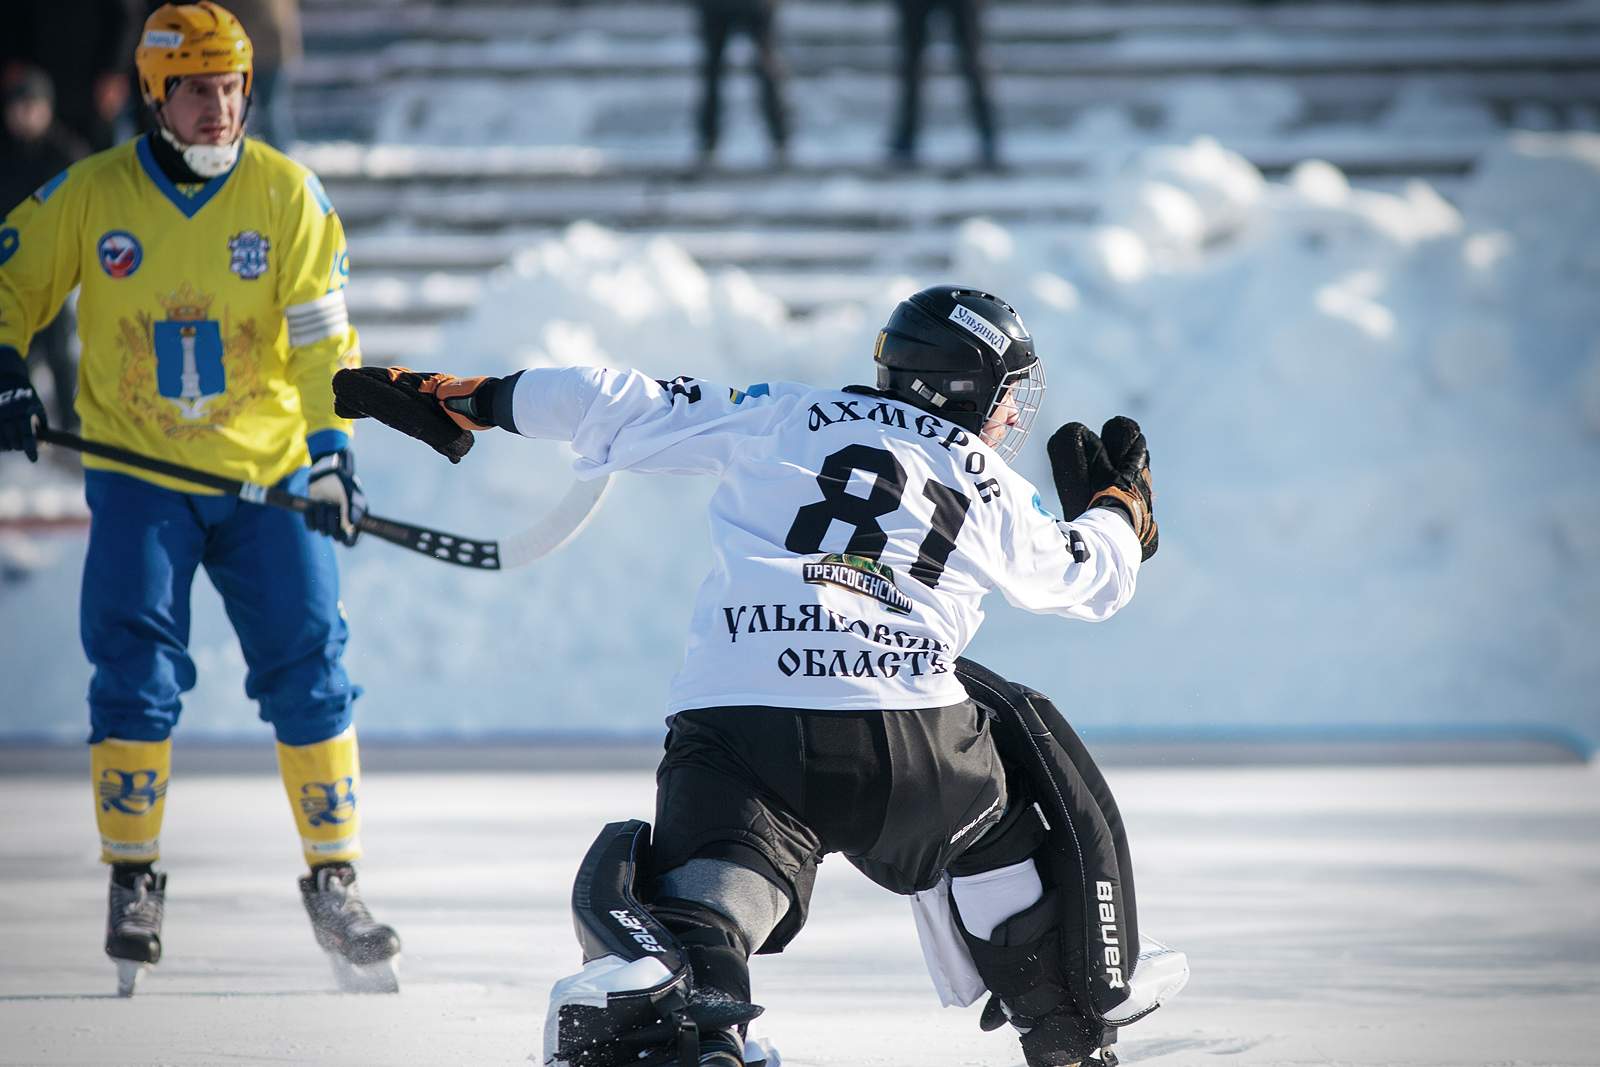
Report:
304,448,367,547
0,349,47,463
332,366,492,463
1046,421,1116,520
1047,416,1158,561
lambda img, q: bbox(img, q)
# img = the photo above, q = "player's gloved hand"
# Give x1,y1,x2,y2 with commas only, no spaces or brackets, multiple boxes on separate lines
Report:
1046,421,1115,520
1089,416,1157,560
430,375,496,432
331,367,498,464
304,448,367,546
0,350,48,463
1047,416,1158,561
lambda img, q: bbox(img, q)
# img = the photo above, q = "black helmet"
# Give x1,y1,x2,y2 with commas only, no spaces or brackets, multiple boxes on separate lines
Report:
874,285,1043,462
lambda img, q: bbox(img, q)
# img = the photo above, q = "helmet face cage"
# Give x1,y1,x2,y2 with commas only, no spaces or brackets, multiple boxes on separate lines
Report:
985,359,1045,463
874,285,1043,463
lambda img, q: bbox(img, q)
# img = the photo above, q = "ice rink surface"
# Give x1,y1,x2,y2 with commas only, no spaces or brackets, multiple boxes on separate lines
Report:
2,760,1597,1066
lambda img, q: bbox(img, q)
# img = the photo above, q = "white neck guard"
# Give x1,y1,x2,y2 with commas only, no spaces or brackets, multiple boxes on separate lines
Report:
158,124,241,179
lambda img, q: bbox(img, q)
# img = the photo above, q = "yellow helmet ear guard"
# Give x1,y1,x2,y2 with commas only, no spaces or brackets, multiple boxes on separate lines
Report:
135,2,254,108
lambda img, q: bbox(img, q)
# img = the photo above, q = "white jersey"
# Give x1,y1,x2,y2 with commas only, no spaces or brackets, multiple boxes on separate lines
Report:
510,368,1142,715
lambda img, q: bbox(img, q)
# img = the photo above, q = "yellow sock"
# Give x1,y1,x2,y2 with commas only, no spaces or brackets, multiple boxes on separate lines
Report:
276,726,363,866
91,738,171,864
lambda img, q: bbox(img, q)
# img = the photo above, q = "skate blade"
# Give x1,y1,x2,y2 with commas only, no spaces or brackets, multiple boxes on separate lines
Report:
744,1035,780,1066
327,951,400,994
114,959,149,998
637,1050,744,1067
651,1041,764,1067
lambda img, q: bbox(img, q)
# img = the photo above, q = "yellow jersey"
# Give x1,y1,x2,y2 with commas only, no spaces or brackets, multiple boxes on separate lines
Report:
0,135,359,492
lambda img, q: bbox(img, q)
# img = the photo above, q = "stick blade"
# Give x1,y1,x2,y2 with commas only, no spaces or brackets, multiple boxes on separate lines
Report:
500,474,611,569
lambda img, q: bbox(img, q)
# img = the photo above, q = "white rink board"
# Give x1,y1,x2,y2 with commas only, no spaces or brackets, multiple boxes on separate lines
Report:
1,763,1597,1066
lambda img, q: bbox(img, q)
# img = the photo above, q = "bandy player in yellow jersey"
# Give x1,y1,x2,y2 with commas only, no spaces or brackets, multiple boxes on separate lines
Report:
0,4,400,995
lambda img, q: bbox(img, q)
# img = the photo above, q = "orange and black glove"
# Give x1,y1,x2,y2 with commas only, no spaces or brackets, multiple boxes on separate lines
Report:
332,367,500,463
1046,416,1158,561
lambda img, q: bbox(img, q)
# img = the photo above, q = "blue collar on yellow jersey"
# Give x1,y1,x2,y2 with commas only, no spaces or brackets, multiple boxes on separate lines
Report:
135,133,239,220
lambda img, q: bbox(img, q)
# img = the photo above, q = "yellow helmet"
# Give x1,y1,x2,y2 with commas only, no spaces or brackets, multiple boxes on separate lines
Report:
135,2,254,107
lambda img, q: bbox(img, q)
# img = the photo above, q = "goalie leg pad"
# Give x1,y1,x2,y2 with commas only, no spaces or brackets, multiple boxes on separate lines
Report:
649,898,754,1012
927,659,1188,1039
653,857,789,1006
957,892,1105,1067
955,658,1140,1024
545,821,764,1067
908,790,1050,1007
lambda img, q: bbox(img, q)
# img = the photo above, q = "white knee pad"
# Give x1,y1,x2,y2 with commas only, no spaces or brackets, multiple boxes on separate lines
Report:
951,857,1044,941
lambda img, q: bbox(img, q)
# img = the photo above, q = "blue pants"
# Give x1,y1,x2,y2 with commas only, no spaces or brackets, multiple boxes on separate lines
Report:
82,469,360,746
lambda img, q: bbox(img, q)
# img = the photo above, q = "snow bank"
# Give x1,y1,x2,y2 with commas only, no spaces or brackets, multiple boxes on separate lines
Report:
3,134,1596,742
325,131,1600,742
321,225,876,736
952,133,1600,740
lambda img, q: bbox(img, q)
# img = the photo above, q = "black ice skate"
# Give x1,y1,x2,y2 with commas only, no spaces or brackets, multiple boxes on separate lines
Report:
105,865,166,997
298,863,401,993
691,1028,749,1066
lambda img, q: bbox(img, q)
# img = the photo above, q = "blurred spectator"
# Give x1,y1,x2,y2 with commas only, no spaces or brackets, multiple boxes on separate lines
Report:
1,69,90,213
226,0,302,148
889,0,999,170
1,68,89,433
694,0,791,170
1,1,143,151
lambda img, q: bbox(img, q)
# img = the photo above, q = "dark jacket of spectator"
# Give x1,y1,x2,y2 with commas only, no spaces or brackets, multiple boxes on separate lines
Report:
2,69,91,219
2,66,92,432
224,0,303,69
225,0,304,147
3,0,144,152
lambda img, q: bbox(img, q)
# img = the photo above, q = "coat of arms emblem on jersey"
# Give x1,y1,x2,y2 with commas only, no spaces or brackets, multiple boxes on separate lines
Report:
153,283,226,419
227,230,270,280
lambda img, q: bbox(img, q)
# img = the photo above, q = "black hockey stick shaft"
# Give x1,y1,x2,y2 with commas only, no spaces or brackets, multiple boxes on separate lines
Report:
36,427,503,569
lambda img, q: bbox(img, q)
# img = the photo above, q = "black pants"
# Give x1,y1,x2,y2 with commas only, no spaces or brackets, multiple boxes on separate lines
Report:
653,701,1006,951
696,0,791,154
890,0,997,156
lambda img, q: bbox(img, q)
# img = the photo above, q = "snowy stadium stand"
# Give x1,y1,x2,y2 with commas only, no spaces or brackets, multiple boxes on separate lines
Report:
288,0,1600,362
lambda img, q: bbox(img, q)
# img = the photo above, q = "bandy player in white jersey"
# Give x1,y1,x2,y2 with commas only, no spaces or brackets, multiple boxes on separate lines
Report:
334,286,1162,1067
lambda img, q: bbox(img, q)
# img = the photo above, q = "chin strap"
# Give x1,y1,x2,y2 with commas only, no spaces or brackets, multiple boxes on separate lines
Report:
156,122,241,178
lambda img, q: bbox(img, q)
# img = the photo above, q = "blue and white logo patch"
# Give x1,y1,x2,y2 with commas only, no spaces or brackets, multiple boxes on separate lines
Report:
227,230,270,280
97,231,142,278
305,173,334,216
143,30,184,48
33,169,69,203
949,304,1012,357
